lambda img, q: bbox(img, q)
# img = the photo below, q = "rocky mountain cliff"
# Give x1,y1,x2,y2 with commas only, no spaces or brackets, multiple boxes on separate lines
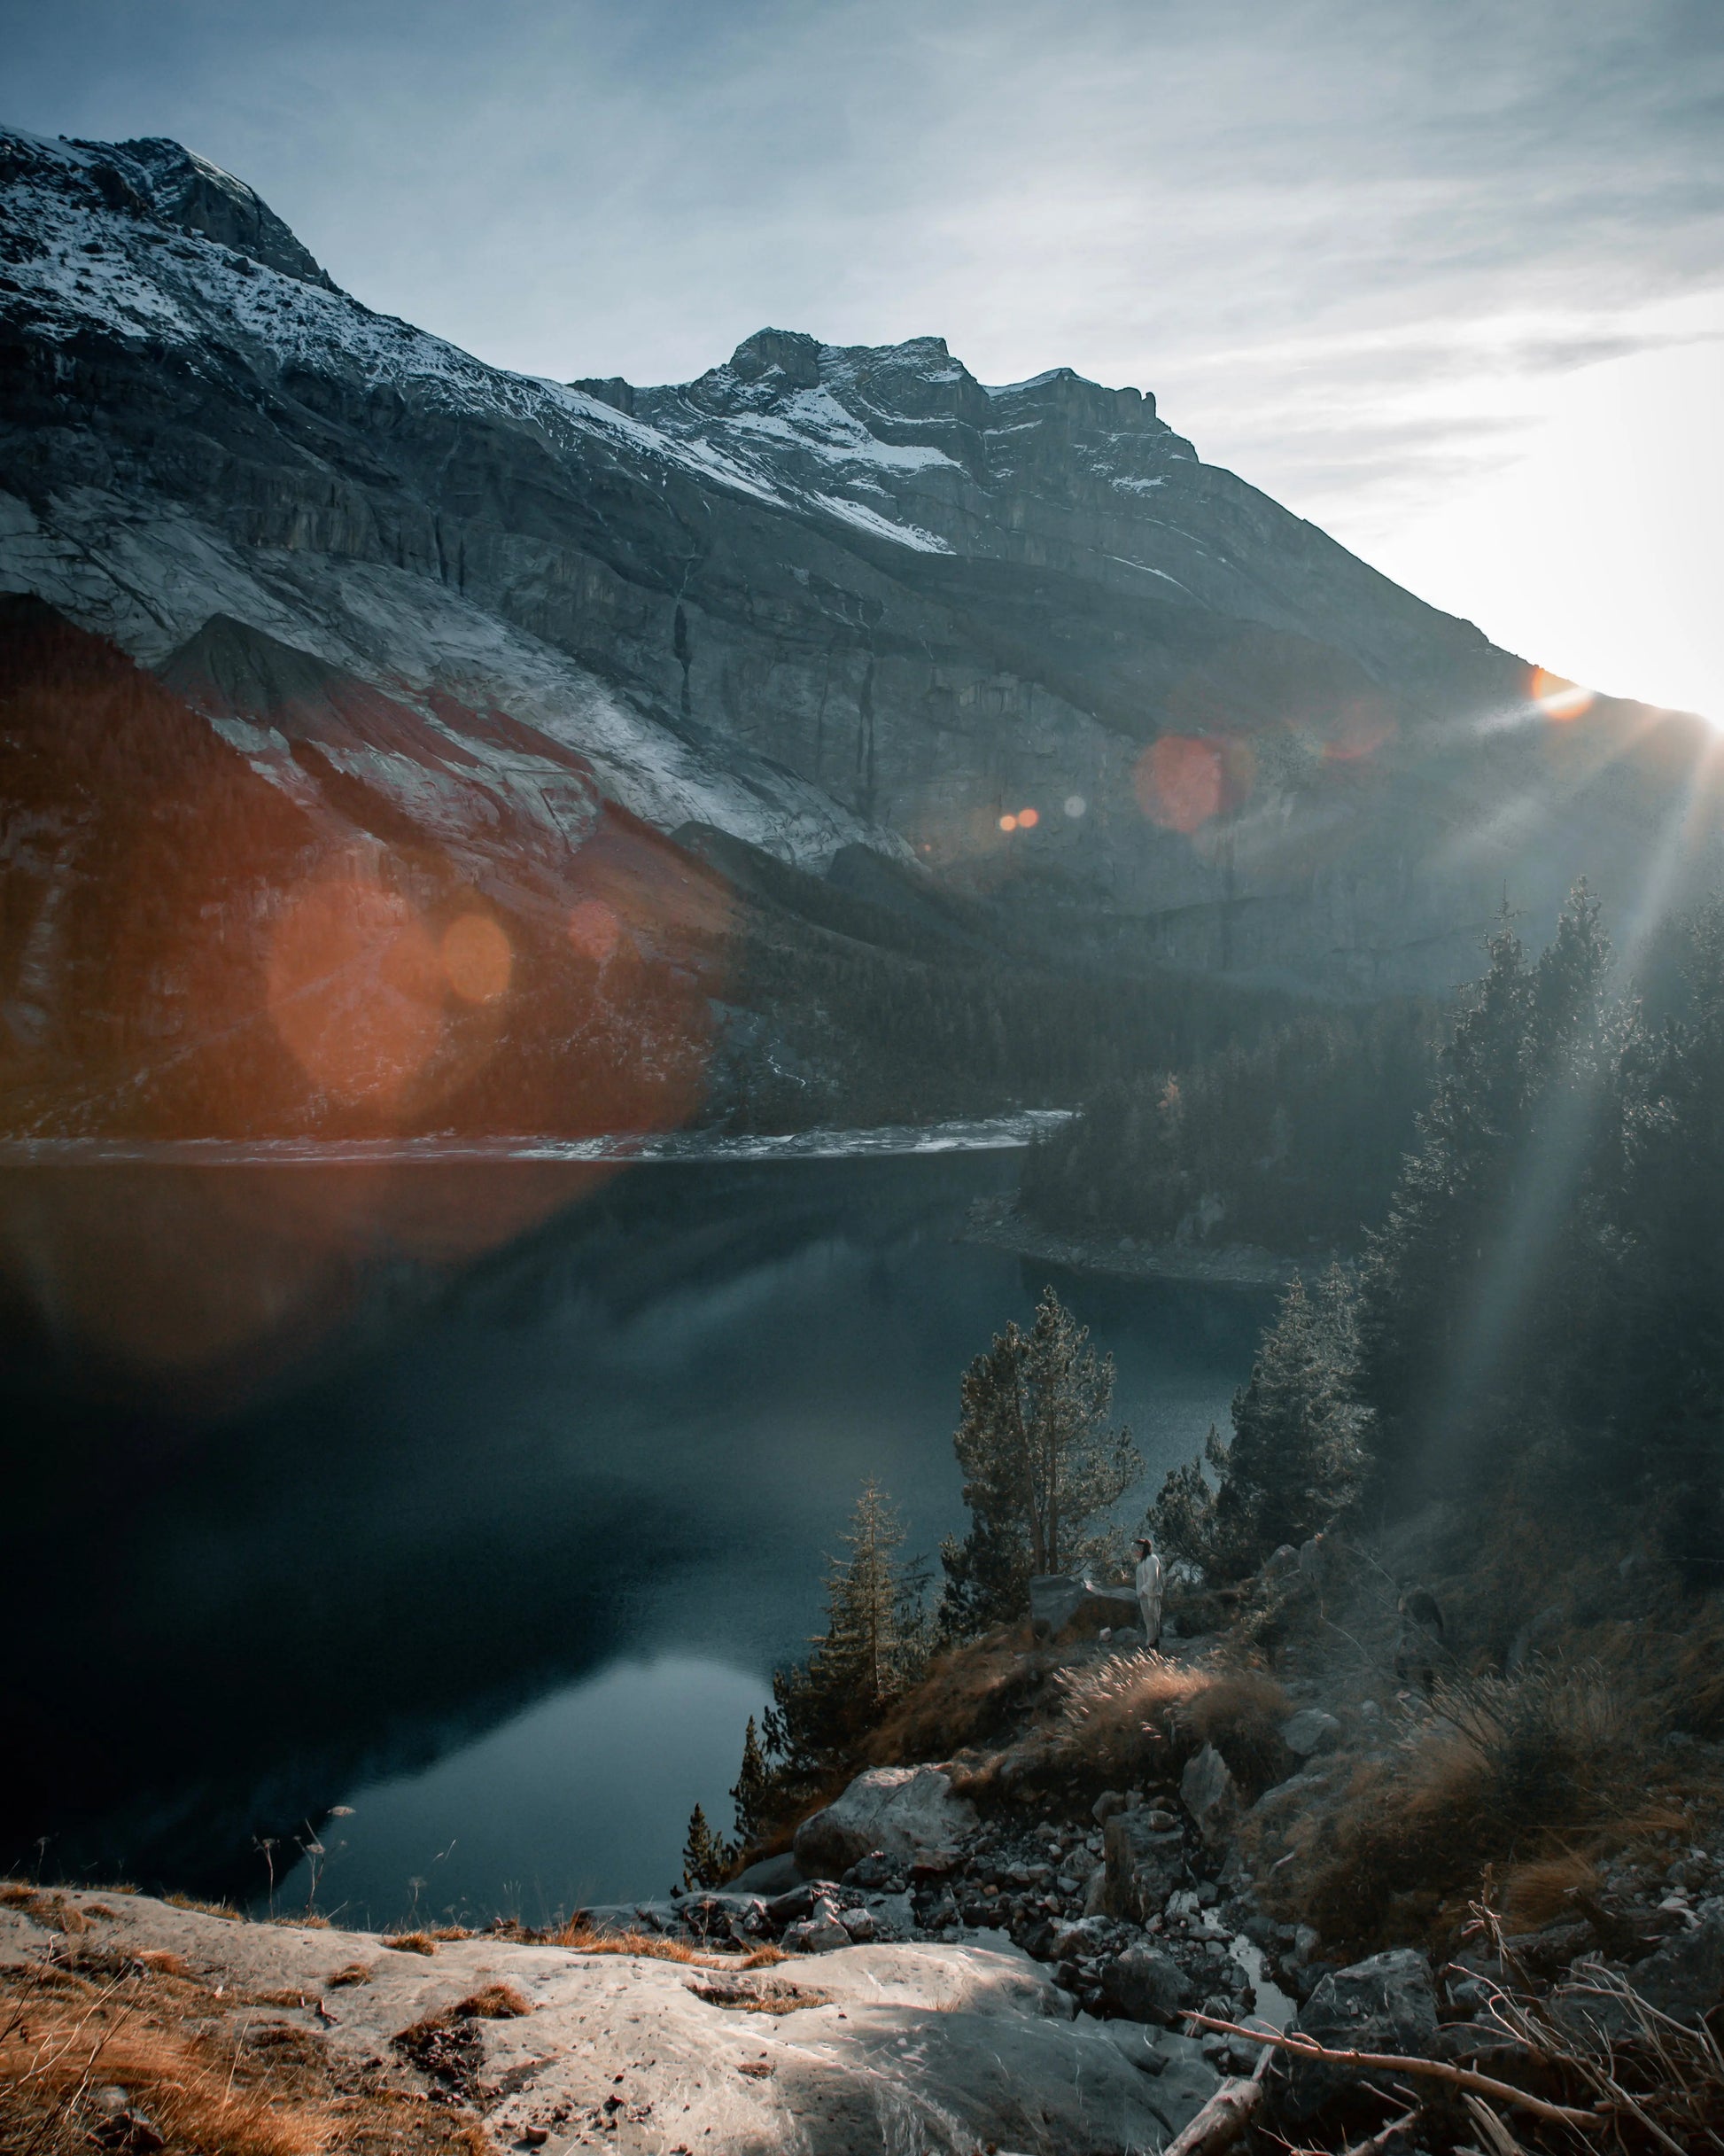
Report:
1,123,1717,1136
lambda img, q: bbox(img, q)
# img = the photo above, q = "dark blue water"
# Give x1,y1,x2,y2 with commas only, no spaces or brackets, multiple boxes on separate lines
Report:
0,1149,1270,1924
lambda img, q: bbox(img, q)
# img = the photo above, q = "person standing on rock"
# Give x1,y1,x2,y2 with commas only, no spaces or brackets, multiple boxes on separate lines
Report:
1132,1534,1164,1646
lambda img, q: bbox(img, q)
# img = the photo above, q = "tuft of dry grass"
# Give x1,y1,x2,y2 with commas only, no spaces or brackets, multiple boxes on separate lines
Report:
162,1891,243,1920
382,1930,440,1956
1,1884,87,1932
453,1981,532,2020
1057,1649,1292,1790
687,1975,833,2015
555,1921,787,1971
326,1960,374,1987
1500,1853,1601,1934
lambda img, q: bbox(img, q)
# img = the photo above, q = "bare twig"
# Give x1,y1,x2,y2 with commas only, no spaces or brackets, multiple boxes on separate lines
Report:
1181,2011,1598,2129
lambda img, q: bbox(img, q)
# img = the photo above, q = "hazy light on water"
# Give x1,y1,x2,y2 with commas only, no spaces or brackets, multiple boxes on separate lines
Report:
268,1656,772,1925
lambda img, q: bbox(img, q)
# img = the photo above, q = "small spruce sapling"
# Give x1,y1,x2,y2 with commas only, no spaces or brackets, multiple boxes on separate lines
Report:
681,1802,737,1893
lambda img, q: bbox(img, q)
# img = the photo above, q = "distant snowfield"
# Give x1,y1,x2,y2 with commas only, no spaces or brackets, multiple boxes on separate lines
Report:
0,1110,1072,1165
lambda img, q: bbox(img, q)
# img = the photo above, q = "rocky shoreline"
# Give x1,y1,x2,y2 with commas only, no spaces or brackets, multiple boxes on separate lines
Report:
960,1193,1301,1288
13,1581,1720,2152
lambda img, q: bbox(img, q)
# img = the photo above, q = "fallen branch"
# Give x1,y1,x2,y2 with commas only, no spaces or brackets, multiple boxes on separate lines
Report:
1181,2012,1597,2130
1162,2044,1271,2156
1343,2109,1423,2156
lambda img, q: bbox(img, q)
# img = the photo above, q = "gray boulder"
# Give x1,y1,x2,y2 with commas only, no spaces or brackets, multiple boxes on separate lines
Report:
1282,1949,1439,2121
1102,1942,1194,2024
1630,1904,1724,2025
1281,1708,1342,1758
727,1850,801,1895
794,1764,978,1879
783,1897,851,1953
1180,1742,1241,1847
1101,1811,1187,1921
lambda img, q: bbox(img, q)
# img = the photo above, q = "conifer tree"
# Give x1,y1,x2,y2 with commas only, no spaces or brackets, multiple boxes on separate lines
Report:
681,1802,735,1892
940,1287,1141,1632
1149,1265,1365,1577
728,1716,772,1850
762,1481,929,1796
1354,885,1610,1493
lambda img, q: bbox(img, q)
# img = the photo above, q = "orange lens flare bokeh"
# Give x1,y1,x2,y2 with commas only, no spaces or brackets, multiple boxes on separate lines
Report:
441,912,513,1004
1532,667,1595,722
266,872,446,1109
1135,735,1236,832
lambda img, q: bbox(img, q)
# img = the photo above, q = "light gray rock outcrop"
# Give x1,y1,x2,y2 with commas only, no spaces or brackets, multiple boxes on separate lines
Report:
0,1887,1178,2155
793,1763,978,1879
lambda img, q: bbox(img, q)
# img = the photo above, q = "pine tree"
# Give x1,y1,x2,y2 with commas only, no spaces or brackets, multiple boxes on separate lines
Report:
681,1802,736,1892
1354,885,1611,1496
940,1286,1142,1633
763,1481,930,1795
1149,1265,1365,1578
1146,1422,1229,1573
728,1716,772,1850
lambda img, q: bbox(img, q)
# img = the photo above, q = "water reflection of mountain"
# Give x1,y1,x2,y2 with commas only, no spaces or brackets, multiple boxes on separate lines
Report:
2,1152,1267,1904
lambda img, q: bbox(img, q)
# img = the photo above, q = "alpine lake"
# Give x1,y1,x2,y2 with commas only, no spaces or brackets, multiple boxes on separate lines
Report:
0,1132,1271,1925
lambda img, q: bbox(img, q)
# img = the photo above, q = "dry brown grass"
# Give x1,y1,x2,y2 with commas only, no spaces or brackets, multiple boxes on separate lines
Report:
686,1975,834,2015
1255,1658,1667,1952
452,1981,532,2019
1464,1905,1724,2153
863,1628,1045,1766
1499,1852,1601,1933
0,1884,93,1934
1057,1649,1292,1790
162,1891,243,1920
555,1921,788,1971
0,1958,488,2156
326,1960,374,1987
382,1930,439,1955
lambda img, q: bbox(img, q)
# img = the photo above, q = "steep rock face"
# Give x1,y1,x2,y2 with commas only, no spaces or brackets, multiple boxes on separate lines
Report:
0,119,1716,1038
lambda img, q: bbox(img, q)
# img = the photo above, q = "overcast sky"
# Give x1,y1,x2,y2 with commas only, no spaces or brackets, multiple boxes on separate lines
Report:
6,0,1722,715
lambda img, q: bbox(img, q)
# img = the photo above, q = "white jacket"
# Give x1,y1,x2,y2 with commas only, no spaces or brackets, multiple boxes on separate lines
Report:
1135,1551,1165,1641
